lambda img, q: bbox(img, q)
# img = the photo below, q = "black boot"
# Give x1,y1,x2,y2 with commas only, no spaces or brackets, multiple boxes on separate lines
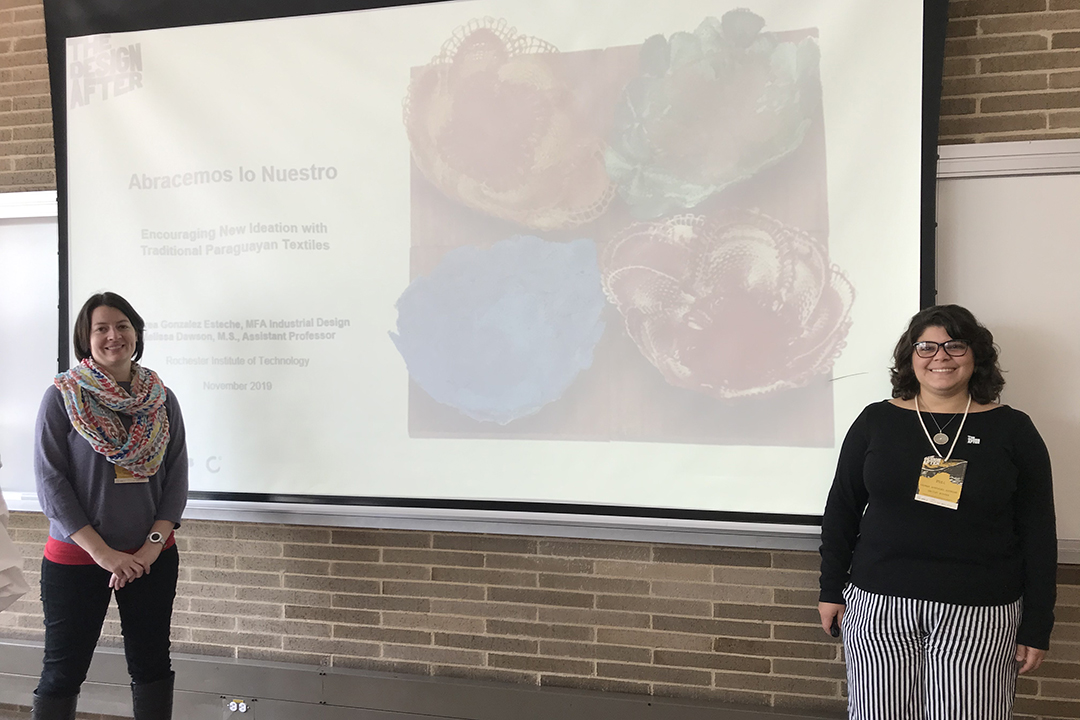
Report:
131,672,174,720
30,692,78,720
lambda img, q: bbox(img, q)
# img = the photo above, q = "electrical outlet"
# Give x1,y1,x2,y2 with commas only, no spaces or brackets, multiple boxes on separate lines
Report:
222,696,257,718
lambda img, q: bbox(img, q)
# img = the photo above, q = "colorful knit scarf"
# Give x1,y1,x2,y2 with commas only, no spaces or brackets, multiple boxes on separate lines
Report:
54,358,171,478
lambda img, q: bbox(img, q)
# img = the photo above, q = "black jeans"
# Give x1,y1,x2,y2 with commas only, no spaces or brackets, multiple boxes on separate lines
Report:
36,545,179,698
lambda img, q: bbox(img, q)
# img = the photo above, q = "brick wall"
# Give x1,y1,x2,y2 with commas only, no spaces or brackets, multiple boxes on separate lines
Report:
3,515,1079,718
2,516,850,713
0,0,51,191
2,1,1080,718
942,0,1080,142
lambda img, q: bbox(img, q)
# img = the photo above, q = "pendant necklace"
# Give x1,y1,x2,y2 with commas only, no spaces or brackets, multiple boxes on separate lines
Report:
915,395,971,451
928,411,959,445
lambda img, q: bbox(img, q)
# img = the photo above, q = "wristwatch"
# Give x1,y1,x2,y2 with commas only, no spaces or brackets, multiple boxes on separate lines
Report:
147,531,165,545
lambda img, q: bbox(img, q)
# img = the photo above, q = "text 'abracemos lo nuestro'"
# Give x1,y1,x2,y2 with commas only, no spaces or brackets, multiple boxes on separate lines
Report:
129,164,337,190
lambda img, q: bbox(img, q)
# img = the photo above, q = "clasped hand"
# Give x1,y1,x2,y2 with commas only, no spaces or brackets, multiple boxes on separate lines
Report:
95,543,161,589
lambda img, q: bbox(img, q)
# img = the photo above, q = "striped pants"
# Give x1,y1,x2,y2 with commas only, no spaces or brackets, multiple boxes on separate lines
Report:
842,585,1022,720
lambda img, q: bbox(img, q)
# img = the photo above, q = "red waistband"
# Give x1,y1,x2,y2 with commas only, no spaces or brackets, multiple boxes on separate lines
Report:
44,532,176,565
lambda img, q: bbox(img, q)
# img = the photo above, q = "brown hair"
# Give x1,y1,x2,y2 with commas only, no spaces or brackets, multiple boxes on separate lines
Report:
73,292,145,363
890,304,1004,404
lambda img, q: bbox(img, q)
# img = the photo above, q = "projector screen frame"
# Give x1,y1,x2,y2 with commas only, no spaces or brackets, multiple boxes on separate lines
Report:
43,0,951,535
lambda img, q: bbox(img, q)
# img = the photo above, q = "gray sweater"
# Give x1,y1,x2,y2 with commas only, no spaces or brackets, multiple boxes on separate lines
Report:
34,384,188,551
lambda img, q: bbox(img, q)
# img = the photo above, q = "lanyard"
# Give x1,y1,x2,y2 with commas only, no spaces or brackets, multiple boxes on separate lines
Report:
914,394,971,462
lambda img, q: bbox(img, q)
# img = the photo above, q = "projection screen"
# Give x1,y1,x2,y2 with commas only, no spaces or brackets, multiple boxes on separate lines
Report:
48,0,947,528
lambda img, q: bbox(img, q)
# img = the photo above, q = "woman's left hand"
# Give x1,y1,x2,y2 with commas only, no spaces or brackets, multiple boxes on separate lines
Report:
132,541,163,571
110,542,161,589
1015,644,1046,674
111,522,174,589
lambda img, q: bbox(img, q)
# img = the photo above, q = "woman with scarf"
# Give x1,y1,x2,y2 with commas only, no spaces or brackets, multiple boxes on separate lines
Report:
32,292,187,720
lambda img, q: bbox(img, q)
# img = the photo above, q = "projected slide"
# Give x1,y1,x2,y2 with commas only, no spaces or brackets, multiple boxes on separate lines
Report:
64,0,924,515
399,13,851,445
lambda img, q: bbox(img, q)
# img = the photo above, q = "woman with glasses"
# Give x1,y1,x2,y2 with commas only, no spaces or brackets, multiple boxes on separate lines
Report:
818,304,1056,720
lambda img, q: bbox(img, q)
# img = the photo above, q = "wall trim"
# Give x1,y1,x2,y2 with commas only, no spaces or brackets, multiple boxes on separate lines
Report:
4,492,822,551
0,191,57,219
937,138,1080,179
187,499,825,550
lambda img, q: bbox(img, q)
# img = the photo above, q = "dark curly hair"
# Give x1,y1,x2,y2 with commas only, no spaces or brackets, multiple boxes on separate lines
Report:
890,304,1004,404
73,292,145,363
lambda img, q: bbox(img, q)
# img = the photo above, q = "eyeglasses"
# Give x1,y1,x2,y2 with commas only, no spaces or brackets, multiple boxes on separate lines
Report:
912,340,969,358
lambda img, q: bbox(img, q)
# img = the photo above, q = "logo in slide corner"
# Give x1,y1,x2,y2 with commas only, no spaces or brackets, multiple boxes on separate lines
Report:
67,35,143,109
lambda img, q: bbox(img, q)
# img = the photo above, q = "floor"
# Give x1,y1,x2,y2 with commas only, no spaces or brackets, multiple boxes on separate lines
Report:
0,703,125,720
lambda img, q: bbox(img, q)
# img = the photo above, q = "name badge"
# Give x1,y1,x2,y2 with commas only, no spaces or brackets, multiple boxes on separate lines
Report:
114,465,149,484
915,455,967,509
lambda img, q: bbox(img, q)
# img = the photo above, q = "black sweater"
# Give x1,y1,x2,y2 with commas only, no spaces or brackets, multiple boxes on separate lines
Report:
819,401,1057,649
